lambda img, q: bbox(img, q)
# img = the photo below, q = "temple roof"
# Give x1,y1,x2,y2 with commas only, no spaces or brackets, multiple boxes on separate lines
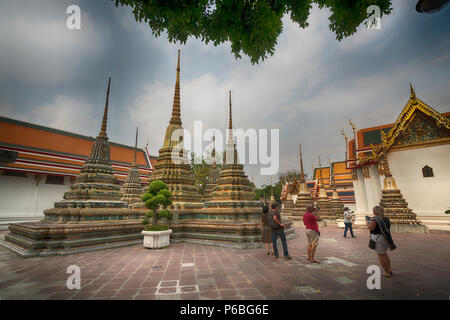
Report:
345,85,450,168
0,116,157,184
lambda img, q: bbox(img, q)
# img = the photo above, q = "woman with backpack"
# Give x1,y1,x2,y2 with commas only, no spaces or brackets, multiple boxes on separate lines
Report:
366,205,397,277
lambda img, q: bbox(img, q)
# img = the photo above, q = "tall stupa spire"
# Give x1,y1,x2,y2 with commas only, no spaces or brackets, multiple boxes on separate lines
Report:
228,90,233,130
299,144,305,182
133,127,139,164
170,50,182,126
99,77,111,139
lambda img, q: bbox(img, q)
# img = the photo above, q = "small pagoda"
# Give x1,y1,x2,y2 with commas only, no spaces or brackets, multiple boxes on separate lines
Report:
315,156,336,221
293,144,314,219
120,127,144,208
378,156,426,231
281,183,296,218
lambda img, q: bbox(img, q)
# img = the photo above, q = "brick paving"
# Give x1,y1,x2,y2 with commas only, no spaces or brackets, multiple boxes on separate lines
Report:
0,225,449,300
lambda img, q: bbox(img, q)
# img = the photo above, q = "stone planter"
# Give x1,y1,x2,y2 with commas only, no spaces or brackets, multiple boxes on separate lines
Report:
142,229,172,249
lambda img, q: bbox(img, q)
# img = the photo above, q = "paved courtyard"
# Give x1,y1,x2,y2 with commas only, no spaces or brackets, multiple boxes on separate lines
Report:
0,225,449,300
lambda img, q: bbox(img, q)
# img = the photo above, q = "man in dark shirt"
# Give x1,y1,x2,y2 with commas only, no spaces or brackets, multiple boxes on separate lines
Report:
271,202,292,260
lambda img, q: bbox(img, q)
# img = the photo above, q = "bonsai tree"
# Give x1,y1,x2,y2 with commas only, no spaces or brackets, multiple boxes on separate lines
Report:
142,180,173,231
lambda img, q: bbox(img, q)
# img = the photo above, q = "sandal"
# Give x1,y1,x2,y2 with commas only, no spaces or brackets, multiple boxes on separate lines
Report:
310,259,320,263
382,273,391,278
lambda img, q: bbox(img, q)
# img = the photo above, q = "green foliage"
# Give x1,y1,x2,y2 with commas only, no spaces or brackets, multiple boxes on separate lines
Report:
158,209,172,219
142,180,172,226
254,181,282,201
113,0,392,64
278,169,305,185
191,152,221,195
144,224,170,231
445,210,450,214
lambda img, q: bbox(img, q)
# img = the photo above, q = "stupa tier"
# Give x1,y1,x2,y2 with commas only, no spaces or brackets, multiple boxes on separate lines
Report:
149,51,202,209
293,145,313,219
315,157,336,221
281,187,295,218
120,128,145,208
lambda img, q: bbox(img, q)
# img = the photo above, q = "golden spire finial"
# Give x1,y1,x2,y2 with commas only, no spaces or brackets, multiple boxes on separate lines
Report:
133,127,139,164
99,77,111,138
228,90,233,130
341,129,348,141
410,82,416,99
299,144,305,182
318,156,324,187
349,119,356,134
170,50,182,126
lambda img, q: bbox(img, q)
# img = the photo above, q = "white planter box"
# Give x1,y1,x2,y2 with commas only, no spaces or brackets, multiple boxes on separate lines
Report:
142,229,172,249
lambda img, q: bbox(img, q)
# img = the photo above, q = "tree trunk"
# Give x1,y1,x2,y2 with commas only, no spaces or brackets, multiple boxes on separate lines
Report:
153,208,158,225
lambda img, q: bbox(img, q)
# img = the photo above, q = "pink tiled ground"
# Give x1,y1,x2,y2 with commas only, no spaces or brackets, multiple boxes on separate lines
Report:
0,225,449,300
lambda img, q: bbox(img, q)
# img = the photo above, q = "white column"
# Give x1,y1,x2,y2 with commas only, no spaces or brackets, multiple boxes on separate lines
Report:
363,166,375,215
369,165,382,205
352,168,369,226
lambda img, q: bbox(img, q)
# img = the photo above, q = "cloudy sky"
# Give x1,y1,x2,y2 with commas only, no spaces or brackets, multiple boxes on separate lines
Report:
1,0,449,187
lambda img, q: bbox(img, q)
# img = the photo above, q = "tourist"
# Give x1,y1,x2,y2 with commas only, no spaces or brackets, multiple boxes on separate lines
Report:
303,205,321,263
366,205,396,277
261,204,274,255
343,207,356,238
271,202,292,260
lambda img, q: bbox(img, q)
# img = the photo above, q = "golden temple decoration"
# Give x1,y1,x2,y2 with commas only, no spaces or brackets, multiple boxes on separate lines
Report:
362,84,450,165
362,166,370,179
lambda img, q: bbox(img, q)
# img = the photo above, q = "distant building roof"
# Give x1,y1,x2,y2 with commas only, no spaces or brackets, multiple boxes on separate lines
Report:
0,116,157,184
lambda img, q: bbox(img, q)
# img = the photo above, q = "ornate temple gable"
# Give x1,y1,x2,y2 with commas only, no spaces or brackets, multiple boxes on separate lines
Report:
359,84,450,165
391,112,450,150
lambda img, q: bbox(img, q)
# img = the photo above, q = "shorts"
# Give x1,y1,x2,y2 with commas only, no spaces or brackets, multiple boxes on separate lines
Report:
370,234,388,254
306,229,319,246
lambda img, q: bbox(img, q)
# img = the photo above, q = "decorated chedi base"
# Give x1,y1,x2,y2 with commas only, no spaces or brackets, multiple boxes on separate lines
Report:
378,156,428,234
282,191,296,218
293,145,313,221
315,156,336,223
149,51,203,210
120,128,145,208
1,78,147,257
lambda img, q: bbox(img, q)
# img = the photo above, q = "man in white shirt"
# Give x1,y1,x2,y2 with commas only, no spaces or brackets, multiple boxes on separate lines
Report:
343,207,356,238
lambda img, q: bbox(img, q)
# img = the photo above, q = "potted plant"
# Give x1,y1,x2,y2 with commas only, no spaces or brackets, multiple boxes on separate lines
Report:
141,180,173,249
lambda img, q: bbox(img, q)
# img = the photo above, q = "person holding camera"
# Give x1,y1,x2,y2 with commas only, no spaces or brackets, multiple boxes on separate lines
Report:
343,207,356,238
366,205,396,277
271,202,292,260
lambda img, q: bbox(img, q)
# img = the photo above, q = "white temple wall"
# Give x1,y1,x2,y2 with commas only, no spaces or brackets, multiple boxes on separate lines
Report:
353,168,369,215
0,172,70,229
387,144,450,217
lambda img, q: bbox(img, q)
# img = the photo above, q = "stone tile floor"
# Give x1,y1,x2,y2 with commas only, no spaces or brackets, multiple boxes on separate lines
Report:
0,225,449,300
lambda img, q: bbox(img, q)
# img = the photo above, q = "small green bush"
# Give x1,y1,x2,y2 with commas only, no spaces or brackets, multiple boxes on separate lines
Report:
445,210,450,214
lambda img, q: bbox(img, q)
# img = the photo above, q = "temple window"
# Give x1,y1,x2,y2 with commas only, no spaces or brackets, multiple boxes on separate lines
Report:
422,165,434,178
45,175,65,185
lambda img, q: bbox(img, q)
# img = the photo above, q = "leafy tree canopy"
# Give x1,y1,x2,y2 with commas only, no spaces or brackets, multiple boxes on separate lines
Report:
114,0,392,64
